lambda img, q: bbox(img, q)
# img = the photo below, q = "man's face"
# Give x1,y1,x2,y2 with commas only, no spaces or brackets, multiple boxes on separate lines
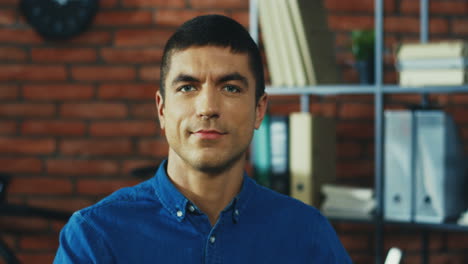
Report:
156,46,267,173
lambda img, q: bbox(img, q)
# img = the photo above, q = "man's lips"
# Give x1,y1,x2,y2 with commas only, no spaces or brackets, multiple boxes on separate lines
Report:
191,129,227,139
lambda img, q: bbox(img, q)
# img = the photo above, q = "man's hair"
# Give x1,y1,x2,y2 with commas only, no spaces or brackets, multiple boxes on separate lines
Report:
160,14,265,103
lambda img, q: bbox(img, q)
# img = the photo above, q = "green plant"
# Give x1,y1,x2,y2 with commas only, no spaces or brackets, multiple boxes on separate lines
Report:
351,29,375,61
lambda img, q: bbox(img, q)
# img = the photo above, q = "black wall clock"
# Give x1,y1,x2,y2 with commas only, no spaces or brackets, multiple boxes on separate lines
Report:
20,0,99,41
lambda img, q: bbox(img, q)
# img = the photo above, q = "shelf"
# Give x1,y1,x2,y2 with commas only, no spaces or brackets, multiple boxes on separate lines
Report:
266,85,468,96
326,215,468,232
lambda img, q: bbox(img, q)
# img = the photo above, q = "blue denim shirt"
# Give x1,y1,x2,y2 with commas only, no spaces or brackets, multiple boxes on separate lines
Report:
54,160,352,263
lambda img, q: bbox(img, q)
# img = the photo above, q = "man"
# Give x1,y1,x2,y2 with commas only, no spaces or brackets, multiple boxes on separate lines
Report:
54,15,352,263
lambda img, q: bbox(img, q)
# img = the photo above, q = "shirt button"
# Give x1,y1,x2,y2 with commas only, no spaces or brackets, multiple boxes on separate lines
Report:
209,235,216,244
176,210,183,218
234,209,239,216
188,205,195,212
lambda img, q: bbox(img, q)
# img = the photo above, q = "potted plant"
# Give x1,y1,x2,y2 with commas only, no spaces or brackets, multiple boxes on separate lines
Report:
351,29,375,84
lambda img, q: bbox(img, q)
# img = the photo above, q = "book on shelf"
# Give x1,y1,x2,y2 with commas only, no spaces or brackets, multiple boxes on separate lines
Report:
399,69,468,86
269,115,290,195
397,40,468,60
397,58,468,70
289,112,336,207
396,40,468,87
457,209,468,226
414,110,466,224
384,110,415,222
321,184,375,220
259,0,339,86
252,114,271,188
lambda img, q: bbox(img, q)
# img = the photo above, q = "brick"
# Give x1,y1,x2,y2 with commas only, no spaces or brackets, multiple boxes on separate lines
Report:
0,137,55,154
447,233,468,249
138,139,169,157
131,103,157,118
269,101,301,114
325,0,374,12
336,160,374,179
0,46,27,61
448,108,468,123
60,139,133,156
189,0,248,9
31,48,97,63
402,0,468,15
21,120,86,136
69,30,112,45
0,85,18,99
0,103,55,118
386,94,423,104
337,122,374,139
231,11,250,28
98,83,157,99
115,29,173,47
452,19,468,35
19,235,59,250
23,84,94,100
154,9,229,27
0,0,20,5
328,15,374,31
72,66,136,81
122,0,185,8
140,66,160,81
122,159,161,176
0,157,42,173
77,179,141,195
0,65,67,81
309,102,338,118
27,197,93,213
9,177,72,194
47,159,119,176
60,103,128,119
0,216,49,232
385,17,448,34
339,103,374,120
0,28,42,44
450,93,468,104
0,9,16,25
95,10,153,26
337,141,363,158
17,253,55,264
339,234,371,251
0,121,16,135
101,0,118,8
100,48,163,63
90,121,158,136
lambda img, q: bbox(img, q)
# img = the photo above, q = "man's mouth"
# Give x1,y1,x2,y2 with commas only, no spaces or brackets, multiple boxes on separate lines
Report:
191,129,227,140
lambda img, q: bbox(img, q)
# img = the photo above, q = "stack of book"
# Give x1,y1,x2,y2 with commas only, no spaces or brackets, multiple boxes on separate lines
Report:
457,209,468,226
252,112,336,208
258,0,338,86
321,184,376,220
397,40,468,87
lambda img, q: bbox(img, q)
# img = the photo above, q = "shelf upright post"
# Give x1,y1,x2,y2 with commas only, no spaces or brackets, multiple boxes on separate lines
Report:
420,0,430,107
249,0,259,44
374,0,384,263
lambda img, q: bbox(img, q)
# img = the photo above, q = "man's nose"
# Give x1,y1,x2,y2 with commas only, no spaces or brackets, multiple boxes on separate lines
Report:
196,87,220,120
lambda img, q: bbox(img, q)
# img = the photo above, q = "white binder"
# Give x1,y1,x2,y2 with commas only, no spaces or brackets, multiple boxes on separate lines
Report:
414,110,466,223
384,110,415,222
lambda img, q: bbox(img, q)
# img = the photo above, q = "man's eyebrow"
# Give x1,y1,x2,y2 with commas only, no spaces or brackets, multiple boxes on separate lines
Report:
218,73,249,87
171,74,200,87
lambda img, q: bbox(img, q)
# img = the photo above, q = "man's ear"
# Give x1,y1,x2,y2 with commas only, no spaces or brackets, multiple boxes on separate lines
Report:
156,90,165,129
254,93,268,129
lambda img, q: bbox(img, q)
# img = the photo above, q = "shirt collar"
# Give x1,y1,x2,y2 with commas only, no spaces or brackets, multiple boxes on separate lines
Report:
152,160,255,223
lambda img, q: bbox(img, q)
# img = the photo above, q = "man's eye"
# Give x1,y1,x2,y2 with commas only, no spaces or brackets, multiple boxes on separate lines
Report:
178,85,196,92
223,85,240,93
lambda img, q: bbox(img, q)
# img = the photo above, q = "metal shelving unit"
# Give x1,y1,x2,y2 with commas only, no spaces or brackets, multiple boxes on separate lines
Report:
250,0,468,263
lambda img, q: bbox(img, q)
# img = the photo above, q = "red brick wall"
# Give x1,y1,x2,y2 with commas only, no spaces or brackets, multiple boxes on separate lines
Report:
0,0,467,263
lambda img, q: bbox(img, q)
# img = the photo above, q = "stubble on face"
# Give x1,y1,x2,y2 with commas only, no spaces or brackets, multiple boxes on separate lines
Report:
157,46,265,176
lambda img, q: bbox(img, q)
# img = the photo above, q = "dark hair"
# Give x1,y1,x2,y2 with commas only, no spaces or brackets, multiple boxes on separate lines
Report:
160,14,265,103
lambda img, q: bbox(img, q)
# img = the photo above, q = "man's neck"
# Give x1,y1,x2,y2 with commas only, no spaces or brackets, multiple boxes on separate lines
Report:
166,152,245,226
